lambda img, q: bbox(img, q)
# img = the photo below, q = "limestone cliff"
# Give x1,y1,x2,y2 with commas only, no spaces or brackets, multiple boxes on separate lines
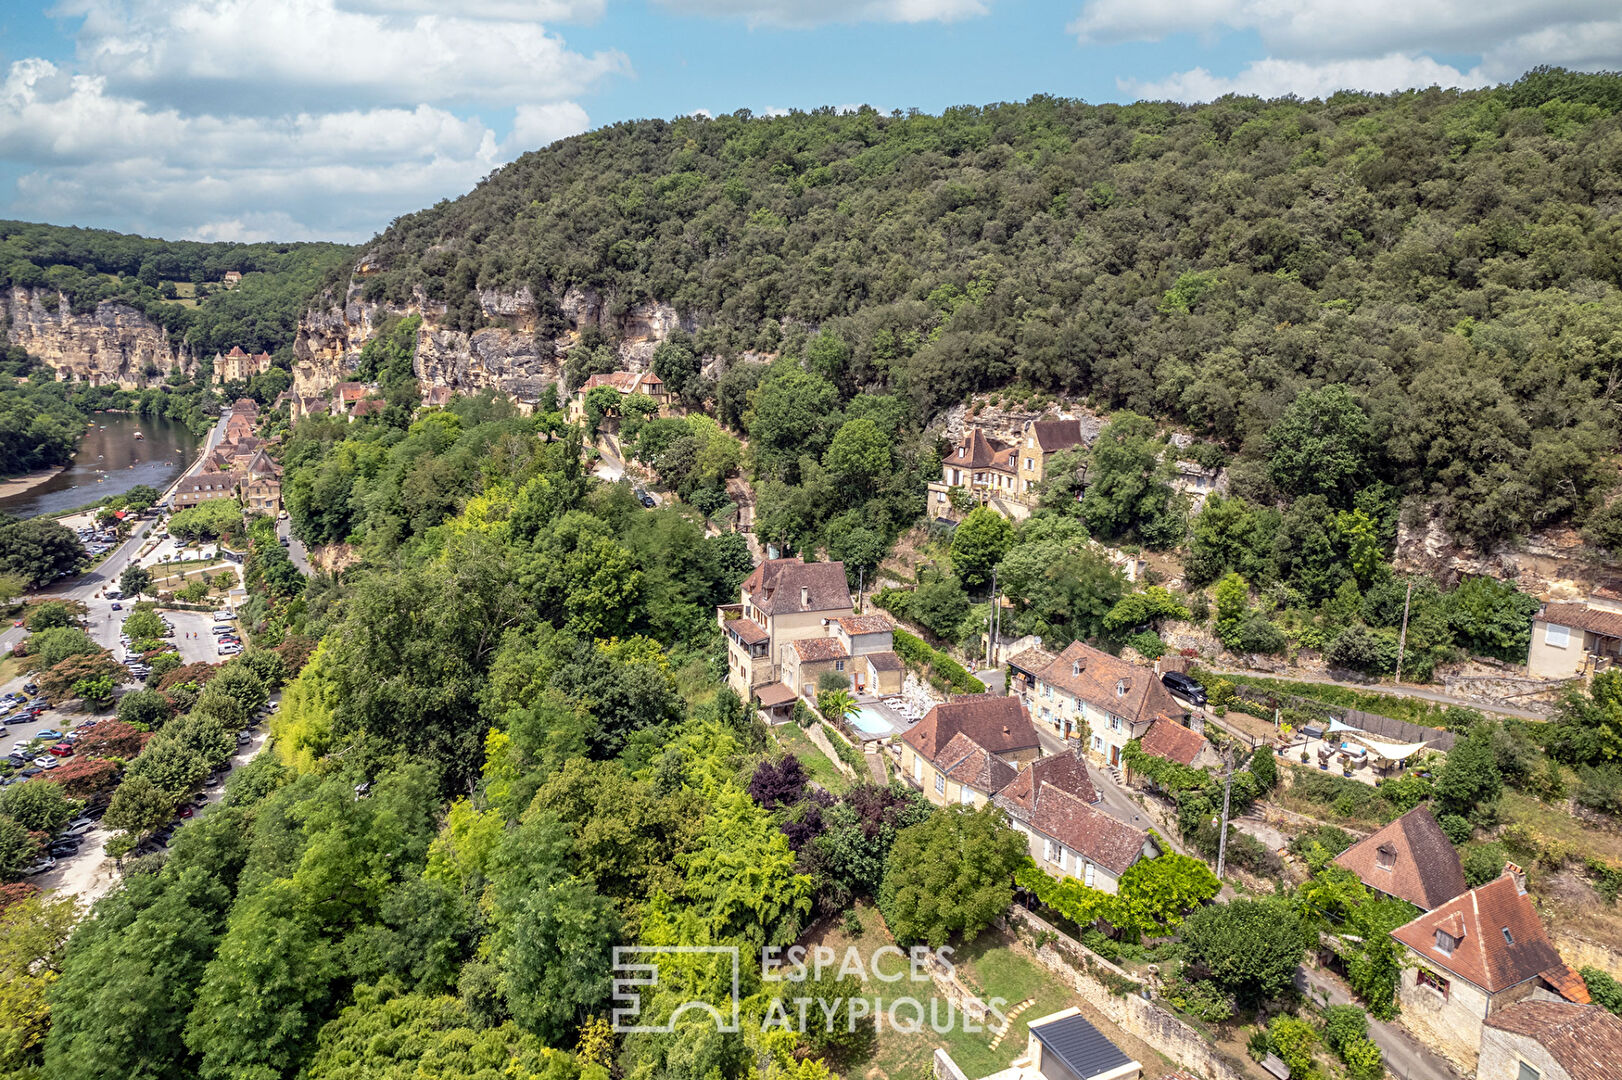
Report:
293,256,694,399
4,286,194,387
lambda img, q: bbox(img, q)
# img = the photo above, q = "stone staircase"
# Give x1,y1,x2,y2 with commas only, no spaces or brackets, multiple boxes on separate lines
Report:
987,997,1037,1051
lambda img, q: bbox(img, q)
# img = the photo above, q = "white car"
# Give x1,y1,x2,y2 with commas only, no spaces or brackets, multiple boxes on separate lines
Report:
217,644,242,656
214,610,235,620
22,857,55,875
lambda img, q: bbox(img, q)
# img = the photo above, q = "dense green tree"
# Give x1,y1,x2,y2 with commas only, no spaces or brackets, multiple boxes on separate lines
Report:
120,564,153,600
0,780,79,835
878,805,1026,947
1079,412,1181,547
1180,899,1308,1006
1434,726,1504,815
0,518,87,588
950,507,1013,590
1266,386,1369,506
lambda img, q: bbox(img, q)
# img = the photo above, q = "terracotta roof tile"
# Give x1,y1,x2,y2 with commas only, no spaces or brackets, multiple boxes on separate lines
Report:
1035,642,1183,727
1138,718,1209,766
865,651,904,672
753,683,796,708
996,750,1098,822
1029,419,1088,452
1334,806,1467,911
946,427,1014,470
1029,783,1155,875
837,614,893,635
1484,1001,1622,1080
937,731,1019,794
902,695,1039,761
1541,603,1622,639
1391,871,1574,994
791,638,849,662
743,558,851,616
727,617,768,645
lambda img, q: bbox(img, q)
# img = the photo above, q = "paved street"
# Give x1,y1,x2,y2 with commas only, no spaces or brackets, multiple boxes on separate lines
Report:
275,516,312,575
1295,965,1461,1080
1202,665,1547,721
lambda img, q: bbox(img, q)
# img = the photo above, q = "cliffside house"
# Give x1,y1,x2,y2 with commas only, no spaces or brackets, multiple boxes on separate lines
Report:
719,558,854,703
331,382,372,418
927,417,1093,520
778,613,905,701
421,385,455,409
1333,805,1468,911
1008,646,1058,709
1527,600,1622,679
567,371,669,424
291,395,330,422
899,695,1041,807
1479,1000,1622,1080
350,398,387,420
1133,717,1221,772
212,346,273,385
1390,867,1592,1069
1028,641,1187,768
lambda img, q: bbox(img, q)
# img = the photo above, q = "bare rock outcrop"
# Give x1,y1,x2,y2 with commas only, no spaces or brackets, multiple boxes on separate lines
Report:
4,286,194,387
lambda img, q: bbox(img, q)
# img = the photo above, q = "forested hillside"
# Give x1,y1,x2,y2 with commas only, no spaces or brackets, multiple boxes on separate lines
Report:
1,220,352,359
351,67,1622,547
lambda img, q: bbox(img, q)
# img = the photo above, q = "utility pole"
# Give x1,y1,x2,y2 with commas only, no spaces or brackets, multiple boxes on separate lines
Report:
987,564,999,668
857,566,864,614
1215,748,1235,879
1394,579,1414,684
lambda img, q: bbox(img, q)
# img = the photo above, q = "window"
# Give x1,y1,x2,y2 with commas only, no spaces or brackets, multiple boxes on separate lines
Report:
1026,436,1033,448
1115,679,1126,697
1084,862,1096,887
936,491,946,503
1375,846,1395,871
1545,623,1570,648
913,757,923,782
1092,736,1103,752
1044,838,1059,863
1434,930,1459,955
957,448,965,458
1416,968,1449,998
1110,716,1123,732
1517,1061,1541,1080
935,774,945,794
835,660,845,672
1025,457,1034,470
1502,927,1514,945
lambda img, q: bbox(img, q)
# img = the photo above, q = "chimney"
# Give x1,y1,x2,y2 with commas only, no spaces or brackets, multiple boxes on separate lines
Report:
801,586,810,609
1505,862,1527,894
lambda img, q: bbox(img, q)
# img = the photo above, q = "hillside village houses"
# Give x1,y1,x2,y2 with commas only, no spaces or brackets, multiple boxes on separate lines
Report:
1333,805,1469,911
172,397,281,513
567,370,670,425
1010,640,1195,769
1389,866,1594,1070
1478,1000,1622,1080
929,417,1094,520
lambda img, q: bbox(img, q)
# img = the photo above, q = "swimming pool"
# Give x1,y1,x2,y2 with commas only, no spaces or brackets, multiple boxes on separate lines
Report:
850,706,895,736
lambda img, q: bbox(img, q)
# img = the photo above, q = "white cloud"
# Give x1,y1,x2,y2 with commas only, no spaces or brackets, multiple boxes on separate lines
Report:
333,0,606,21
0,58,578,240
653,0,987,28
1123,53,1490,102
59,0,630,113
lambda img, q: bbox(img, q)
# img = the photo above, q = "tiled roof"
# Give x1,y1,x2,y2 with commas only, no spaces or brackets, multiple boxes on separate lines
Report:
1484,1001,1622,1080
742,558,851,616
903,695,1039,761
937,731,1019,794
1029,782,1154,875
996,750,1098,821
1391,871,1578,995
351,399,387,417
1006,647,1057,675
1334,806,1468,910
1029,419,1088,453
947,427,1013,470
865,651,904,672
1540,602,1622,639
227,346,246,357
837,614,893,635
791,638,849,662
1138,718,1210,766
1035,641,1183,726
580,371,663,394
726,617,768,645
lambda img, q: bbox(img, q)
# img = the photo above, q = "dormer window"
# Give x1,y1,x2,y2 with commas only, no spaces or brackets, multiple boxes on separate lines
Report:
1434,930,1459,955
1375,845,1395,871
1072,662,1081,676
1115,679,1126,697
957,447,965,458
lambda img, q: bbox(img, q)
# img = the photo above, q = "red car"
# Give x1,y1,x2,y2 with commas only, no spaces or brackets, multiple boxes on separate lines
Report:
11,620,20,628
47,743,73,757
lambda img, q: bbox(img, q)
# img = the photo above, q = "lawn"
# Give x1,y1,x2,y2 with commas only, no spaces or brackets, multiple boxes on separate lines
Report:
797,905,1179,1080
772,721,851,794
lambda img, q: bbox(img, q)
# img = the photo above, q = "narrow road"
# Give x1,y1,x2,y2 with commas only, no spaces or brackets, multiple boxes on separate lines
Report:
1203,666,1547,721
1295,966,1461,1080
275,517,312,575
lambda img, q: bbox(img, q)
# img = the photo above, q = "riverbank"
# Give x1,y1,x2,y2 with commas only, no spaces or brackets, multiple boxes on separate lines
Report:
0,466,68,499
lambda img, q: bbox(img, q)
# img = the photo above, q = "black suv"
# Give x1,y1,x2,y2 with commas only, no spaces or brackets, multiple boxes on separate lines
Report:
1161,671,1207,707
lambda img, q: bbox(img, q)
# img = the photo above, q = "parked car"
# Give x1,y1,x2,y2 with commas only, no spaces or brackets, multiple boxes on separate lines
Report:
21,857,55,875
63,818,96,837
210,624,235,634
48,839,79,857
217,644,242,656
21,683,38,694
236,731,251,745
17,767,41,778
47,743,73,757
33,730,60,740
5,754,26,767
35,757,58,770
110,602,122,610
1160,671,1207,707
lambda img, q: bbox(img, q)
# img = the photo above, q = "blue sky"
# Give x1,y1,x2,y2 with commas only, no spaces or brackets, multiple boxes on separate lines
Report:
0,0,1616,243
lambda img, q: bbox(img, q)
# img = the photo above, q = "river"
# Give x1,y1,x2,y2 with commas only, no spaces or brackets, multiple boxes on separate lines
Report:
0,413,203,520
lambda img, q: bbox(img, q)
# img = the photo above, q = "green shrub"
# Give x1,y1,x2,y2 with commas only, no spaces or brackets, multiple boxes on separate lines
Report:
1581,966,1622,1016
1576,765,1622,815
1320,1004,1367,1055
1123,630,1166,660
1437,814,1472,846
1461,842,1508,887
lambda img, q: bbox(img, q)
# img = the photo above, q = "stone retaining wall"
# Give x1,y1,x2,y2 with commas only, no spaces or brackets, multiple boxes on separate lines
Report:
804,722,858,779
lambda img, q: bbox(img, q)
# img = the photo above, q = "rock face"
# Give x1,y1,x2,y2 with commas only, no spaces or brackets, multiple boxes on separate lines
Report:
293,258,696,399
4,286,193,387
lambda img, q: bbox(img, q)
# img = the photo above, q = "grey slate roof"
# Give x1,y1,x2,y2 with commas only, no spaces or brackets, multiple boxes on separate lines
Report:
1030,1012,1135,1080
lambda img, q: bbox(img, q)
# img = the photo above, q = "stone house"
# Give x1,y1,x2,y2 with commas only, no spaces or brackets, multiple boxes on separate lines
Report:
1029,641,1186,768
1332,805,1468,910
1133,718,1221,772
567,370,669,424
997,750,1158,894
242,449,282,516
899,695,1041,808
172,473,237,510
927,418,1091,520
778,614,907,700
212,345,272,385
1527,600,1622,679
718,558,853,701
1390,867,1592,1069
1479,1000,1622,1080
